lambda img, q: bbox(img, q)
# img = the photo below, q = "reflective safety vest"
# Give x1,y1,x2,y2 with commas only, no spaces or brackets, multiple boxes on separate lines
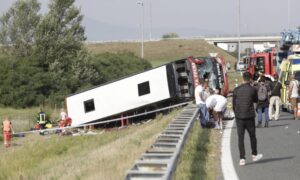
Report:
3,120,11,132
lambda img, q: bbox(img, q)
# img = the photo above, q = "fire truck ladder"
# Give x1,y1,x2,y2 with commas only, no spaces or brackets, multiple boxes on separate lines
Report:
124,103,198,180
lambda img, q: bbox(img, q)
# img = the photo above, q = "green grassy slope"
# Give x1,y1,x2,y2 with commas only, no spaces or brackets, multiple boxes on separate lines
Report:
174,121,221,180
87,39,237,66
0,112,176,180
87,39,240,90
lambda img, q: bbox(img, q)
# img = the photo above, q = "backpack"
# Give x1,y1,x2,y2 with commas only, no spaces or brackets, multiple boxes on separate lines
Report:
258,85,268,101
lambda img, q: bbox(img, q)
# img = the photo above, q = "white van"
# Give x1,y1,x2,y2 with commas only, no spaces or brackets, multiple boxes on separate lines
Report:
236,61,246,71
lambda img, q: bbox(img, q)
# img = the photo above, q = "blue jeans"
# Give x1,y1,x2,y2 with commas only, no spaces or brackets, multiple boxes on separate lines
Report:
257,107,269,124
197,104,209,128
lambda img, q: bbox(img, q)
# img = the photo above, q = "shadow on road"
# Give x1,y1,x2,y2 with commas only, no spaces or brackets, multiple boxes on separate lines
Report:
278,118,295,121
246,156,294,166
269,123,289,128
226,122,290,129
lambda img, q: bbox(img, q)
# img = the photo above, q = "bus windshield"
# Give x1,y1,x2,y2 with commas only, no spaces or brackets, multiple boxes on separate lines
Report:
197,59,219,90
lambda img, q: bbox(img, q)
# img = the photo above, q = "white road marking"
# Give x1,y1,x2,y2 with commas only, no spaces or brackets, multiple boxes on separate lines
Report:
221,119,239,180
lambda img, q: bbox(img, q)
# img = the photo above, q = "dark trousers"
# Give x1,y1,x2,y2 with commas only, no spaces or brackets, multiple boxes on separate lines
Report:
236,118,257,159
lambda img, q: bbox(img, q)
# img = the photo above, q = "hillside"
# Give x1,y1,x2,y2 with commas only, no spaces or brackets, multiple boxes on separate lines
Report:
86,39,239,90
0,39,234,179
86,39,237,67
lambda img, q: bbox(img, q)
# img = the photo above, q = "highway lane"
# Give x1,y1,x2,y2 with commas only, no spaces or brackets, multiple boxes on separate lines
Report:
230,112,300,180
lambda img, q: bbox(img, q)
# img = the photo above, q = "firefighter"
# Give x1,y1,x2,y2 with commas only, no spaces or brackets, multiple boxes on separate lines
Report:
59,108,72,128
58,108,73,135
2,118,14,148
36,109,47,129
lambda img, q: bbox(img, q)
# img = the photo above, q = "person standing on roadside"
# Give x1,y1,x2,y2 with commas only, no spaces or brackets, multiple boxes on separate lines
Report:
2,118,14,148
269,74,282,121
233,72,263,166
194,81,209,128
288,74,299,120
256,77,271,128
202,82,211,101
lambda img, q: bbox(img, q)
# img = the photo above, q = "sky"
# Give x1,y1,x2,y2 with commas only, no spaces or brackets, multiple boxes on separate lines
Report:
0,0,300,41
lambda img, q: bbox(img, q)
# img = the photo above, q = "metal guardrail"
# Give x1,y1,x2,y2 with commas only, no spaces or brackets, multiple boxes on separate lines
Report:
124,103,198,180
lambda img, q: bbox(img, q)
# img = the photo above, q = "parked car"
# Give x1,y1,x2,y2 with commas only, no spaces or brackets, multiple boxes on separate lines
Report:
236,62,246,71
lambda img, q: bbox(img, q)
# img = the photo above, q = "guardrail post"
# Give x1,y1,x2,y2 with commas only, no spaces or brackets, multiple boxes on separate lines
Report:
121,113,124,127
125,114,129,126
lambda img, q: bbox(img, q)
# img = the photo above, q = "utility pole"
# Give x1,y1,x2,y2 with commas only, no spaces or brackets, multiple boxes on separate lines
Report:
137,1,144,59
237,0,241,63
288,0,291,29
149,0,153,40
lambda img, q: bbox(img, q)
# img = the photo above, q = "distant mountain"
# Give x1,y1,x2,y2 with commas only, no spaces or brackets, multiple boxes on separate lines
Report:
82,17,139,41
82,17,227,41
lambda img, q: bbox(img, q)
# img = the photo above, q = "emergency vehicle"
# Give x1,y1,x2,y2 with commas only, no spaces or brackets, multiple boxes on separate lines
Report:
279,54,300,111
246,48,277,81
279,30,300,111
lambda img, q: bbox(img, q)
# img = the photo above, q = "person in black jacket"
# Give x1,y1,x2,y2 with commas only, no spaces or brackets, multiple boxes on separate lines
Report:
233,72,263,166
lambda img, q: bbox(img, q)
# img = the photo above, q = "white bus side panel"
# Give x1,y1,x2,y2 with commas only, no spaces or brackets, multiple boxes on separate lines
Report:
67,66,171,126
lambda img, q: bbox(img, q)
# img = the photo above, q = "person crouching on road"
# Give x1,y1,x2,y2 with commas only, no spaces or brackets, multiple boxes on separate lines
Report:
2,118,14,148
269,74,282,121
194,81,209,128
205,89,227,130
233,72,263,166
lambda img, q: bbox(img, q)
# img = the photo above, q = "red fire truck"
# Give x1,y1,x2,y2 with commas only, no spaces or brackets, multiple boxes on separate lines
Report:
246,48,277,80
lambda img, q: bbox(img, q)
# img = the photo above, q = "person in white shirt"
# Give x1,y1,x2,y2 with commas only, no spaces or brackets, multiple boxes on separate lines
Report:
256,71,274,82
194,83,209,128
60,108,67,121
202,82,211,101
288,74,299,120
205,92,227,129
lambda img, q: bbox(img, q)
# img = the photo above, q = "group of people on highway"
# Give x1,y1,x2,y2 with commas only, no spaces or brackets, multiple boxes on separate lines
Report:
195,70,297,166
232,70,300,166
251,72,283,128
194,79,227,130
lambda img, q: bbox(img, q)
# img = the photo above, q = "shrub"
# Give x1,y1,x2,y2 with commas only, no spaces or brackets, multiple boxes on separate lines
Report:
91,51,152,84
162,32,179,39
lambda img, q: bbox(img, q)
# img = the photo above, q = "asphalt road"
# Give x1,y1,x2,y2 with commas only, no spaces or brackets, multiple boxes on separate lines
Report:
230,112,300,180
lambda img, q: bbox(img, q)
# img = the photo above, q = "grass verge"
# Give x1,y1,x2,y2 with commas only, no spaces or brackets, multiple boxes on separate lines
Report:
0,107,61,132
0,110,179,180
174,120,221,180
87,39,241,91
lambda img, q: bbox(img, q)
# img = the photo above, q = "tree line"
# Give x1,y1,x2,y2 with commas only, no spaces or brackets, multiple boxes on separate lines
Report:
0,0,151,108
